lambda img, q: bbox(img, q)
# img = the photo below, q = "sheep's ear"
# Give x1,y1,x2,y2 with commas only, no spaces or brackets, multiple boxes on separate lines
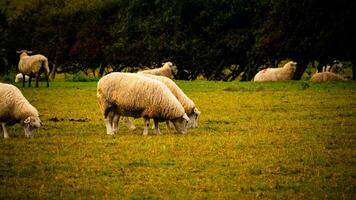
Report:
24,117,31,124
183,114,190,121
193,107,201,115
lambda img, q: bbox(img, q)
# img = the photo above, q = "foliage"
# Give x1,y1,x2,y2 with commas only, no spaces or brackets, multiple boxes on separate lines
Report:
0,80,355,199
0,0,355,80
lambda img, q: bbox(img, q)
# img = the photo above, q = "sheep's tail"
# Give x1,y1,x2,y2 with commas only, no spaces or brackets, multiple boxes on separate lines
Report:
43,58,50,75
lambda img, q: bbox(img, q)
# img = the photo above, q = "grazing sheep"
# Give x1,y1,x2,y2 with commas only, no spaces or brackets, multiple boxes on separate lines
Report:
15,73,29,83
124,74,201,130
17,50,50,87
0,83,42,138
322,60,343,73
138,61,176,79
310,72,345,82
253,61,297,82
97,72,190,136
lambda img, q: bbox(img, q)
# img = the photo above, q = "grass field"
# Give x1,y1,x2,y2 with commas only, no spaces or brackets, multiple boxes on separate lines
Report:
0,80,355,199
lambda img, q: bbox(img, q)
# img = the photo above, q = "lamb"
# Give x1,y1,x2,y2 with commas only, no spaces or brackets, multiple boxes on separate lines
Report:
310,72,345,82
15,73,29,83
253,61,297,82
124,74,201,130
17,50,50,87
0,83,42,138
138,61,176,79
97,72,190,136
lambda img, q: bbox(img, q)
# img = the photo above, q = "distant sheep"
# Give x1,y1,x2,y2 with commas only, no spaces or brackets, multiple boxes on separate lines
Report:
322,60,343,73
310,72,345,82
138,61,176,79
15,73,29,83
0,83,42,138
97,72,190,136
17,50,50,87
124,74,200,130
253,61,297,82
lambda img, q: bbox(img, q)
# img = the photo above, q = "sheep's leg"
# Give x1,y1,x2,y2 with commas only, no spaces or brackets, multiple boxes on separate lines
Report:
35,74,39,87
123,117,136,130
143,117,150,136
112,114,120,134
1,123,9,139
166,121,173,130
22,73,26,87
28,76,32,87
154,119,161,135
105,111,115,135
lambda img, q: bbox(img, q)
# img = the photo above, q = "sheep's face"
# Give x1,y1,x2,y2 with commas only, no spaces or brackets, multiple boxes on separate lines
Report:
23,116,42,137
187,107,201,128
285,61,297,72
171,114,190,134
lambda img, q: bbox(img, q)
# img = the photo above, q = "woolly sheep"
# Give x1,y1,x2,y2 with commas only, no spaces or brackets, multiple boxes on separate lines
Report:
97,72,190,136
17,50,50,87
310,72,345,82
124,74,201,130
15,73,29,83
138,61,176,79
0,83,42,138
253,61,297,82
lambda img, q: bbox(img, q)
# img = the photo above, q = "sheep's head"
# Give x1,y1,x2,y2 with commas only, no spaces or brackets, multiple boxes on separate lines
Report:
171,113,190,134
22,116,42,137
187,107,201,128
284,61,297,72
16,50,33,58
330,60,343,73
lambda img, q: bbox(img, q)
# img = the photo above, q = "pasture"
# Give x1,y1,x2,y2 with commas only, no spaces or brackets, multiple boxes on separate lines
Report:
1,80,355,199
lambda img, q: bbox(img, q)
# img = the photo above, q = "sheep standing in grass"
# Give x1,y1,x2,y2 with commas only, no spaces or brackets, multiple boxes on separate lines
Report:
0,83,42,138
97,72,190,136
253,61,297,82
138,61,176,79
124,74,200,130
15,73,29,83
310,72,345,82
17,50,50,87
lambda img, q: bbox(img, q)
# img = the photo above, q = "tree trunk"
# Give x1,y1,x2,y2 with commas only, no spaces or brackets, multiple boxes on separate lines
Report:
293,59,308,80
50,63,57,80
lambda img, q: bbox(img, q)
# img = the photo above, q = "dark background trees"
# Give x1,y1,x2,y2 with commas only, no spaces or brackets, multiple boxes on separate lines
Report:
0,0,355,80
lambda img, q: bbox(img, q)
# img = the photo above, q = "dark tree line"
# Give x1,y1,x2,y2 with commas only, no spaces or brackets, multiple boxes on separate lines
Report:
0,0,355,80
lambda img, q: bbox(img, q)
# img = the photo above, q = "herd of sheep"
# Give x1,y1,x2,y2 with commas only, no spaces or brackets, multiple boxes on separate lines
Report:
0,50,348,138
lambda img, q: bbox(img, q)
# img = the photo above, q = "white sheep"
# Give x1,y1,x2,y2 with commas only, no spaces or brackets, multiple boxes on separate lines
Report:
15,73,29,83
0,83,42,138
253,61,297,82
124,74,201,130
138,61,176,79
17,50,50,87
97,72,190,136
310,72,345,82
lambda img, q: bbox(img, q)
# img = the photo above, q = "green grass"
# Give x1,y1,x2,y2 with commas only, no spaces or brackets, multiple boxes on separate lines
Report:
1,80,355,199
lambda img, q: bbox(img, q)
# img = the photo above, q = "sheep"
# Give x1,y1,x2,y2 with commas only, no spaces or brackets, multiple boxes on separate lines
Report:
124,74,201,130
96,72,190,136
15,73,29,83
138,61,176,79
322,60,343,73
17,50,50,87
0,83,42,138
310,71,345,82
253,61,297,82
